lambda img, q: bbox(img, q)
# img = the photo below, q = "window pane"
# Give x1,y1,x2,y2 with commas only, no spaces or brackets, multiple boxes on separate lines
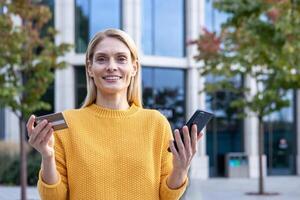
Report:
141,0,153,55
141,68,155,107
34,82,55,116
75,67,87,108
205,75,243,177
264,90,296,175
40,0,54,28
205,0,228,32
142,67,186,129
142,0,185,57
75,0,121,53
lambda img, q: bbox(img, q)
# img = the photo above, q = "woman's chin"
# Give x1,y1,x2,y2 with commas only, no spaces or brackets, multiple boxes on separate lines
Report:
98,86,126,95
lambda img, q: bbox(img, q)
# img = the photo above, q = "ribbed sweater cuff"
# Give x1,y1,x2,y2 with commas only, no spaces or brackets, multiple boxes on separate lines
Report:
37,169,67,199
160,175,189,199
38,170,61,188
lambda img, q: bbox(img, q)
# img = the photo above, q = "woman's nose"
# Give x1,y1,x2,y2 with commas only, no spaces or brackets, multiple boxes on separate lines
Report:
106,60,117,71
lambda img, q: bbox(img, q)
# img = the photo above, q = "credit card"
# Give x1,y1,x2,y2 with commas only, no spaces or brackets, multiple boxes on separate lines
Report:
35,112,68,131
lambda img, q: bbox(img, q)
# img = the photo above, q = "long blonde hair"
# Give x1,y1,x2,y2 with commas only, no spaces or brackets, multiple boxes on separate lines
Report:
81,29,142,108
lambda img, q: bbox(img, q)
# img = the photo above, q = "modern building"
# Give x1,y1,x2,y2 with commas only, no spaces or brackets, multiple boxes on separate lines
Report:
0,0,299,179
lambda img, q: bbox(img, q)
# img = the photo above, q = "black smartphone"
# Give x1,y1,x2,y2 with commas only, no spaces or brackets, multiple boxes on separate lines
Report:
168,110,214,152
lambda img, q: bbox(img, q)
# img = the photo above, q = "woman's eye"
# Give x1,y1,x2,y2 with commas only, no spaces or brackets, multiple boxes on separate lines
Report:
96,57,106,62
118,56,127,63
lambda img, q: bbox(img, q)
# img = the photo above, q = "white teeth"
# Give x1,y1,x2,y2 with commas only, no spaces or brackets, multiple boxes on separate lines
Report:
103,76,121,80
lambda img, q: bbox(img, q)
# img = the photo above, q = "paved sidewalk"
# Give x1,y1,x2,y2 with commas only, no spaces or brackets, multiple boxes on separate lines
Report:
0,186,39,200
183,176,300,200
0,176,299,200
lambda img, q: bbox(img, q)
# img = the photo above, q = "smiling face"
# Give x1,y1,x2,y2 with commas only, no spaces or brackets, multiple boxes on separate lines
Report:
87,37,137,96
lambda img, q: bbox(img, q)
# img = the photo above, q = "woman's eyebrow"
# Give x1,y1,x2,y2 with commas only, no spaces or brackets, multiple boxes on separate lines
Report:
115,52,129,55
94,52,107,57
94,51,129,56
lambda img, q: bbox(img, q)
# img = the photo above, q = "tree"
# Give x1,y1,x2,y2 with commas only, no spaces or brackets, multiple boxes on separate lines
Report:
192,0,300,195
0,0,71,199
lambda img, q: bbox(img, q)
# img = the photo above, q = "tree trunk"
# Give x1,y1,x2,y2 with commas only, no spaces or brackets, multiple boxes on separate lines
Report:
258,117,264,194
19,118,27,200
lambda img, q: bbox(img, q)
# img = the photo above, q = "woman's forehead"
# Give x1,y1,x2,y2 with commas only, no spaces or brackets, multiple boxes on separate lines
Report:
94,37,130,55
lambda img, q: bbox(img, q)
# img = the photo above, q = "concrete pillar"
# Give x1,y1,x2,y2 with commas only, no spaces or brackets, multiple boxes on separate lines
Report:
122,0,142,87
55,67,75,112
297,90,300,175
54,0,75,111
123,0,141,50
244,75,267,178
4,109,20,142
186,0,209,180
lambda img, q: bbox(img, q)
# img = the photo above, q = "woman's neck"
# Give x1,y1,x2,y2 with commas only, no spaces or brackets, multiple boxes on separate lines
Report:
95,91,130,110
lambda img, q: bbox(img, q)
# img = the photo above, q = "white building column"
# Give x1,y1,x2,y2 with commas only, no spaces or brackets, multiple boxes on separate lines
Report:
123,0,141,50
244,75,267,178
297,90,300,175
54,0,75,111
4,109,20,142
186,0,209,180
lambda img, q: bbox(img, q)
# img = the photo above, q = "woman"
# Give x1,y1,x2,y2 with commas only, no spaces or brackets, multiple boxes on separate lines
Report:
27,29,203,200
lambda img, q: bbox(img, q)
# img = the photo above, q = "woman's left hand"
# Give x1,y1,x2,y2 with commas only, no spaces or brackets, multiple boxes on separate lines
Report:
167,124,203,189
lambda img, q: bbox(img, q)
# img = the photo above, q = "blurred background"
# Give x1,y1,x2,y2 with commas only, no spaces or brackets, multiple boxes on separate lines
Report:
0,0,299,200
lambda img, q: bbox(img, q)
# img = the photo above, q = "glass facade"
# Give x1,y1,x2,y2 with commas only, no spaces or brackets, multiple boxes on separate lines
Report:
205,1,242,177
142,0,185,57
205,76,243,177
205,0,297,176
264,91,296,175
75,67,87,108
142,67,186,129
75,0,122,53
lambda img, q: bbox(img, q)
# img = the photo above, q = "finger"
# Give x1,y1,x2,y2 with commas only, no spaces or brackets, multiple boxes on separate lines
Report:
34,123,52,145
169,140,179,158
29,120,48,144
26,115,35,136
191,124,198,154
35,120,49,134
182,126,190,148
174,129,185,156
40,128,54,146
182,126,192,157
197,132,204,141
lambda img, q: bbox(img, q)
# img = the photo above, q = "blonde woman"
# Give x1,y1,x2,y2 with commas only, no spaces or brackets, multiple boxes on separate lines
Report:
26,29,203,200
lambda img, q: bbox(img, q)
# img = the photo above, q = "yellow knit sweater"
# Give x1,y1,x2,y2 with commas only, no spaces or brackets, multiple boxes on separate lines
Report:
37,103,188,200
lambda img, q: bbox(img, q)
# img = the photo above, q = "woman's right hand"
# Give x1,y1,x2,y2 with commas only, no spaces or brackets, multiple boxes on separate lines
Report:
27,115,55,159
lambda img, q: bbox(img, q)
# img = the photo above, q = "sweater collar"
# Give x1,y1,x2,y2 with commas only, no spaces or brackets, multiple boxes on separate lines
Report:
86,103,139,118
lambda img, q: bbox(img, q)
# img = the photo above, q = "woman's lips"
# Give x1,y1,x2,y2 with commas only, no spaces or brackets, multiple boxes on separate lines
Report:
102,75,122,82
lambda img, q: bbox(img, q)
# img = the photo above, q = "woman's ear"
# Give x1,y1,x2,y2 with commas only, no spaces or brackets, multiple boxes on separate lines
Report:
131,61,138,77
87,61,93,77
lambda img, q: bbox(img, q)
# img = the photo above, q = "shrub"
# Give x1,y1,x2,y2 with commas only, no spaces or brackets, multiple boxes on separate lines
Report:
0,141,19,183
0,141,41,186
